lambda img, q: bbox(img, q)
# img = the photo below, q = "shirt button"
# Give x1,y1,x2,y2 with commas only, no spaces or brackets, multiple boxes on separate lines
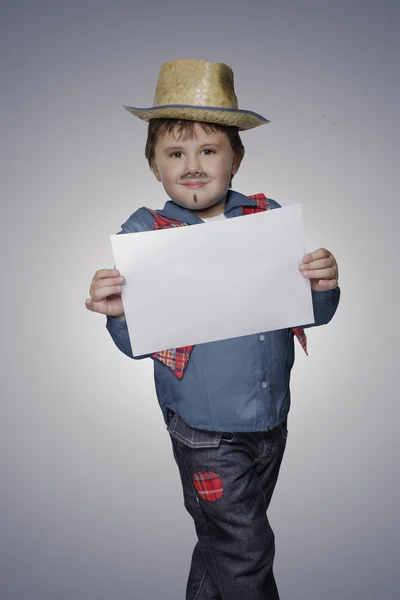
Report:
259,334,265,341
261,381,268,389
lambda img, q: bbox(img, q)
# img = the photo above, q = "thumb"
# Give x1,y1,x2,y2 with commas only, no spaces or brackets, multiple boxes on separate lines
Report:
85,298,96,311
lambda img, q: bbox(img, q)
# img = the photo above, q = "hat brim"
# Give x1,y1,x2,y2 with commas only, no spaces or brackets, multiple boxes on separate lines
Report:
123,104,269,131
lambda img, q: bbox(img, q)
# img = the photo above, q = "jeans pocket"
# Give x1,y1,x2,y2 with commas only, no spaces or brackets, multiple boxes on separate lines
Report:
167,410,222,449
220,431,237,443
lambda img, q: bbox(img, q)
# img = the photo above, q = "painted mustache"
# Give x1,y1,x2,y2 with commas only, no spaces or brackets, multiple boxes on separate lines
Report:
180,172,208,181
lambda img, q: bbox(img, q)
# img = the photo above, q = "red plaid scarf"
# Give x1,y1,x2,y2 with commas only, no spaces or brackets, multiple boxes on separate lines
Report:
145,194,308,378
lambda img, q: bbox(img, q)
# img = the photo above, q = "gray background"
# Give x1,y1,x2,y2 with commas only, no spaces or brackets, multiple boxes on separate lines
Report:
1,0,398,598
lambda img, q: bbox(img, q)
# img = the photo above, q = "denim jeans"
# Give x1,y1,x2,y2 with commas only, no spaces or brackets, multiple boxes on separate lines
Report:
166,409,288,600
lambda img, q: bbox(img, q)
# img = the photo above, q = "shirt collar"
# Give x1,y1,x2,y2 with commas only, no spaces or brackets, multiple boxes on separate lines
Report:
156,189,258,224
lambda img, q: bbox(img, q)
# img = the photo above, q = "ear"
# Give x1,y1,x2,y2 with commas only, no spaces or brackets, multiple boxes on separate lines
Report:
231,156,241,176
152,161,162,182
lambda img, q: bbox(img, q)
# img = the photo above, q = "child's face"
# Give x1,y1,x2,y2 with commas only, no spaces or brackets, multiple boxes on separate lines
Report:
152,123,240,212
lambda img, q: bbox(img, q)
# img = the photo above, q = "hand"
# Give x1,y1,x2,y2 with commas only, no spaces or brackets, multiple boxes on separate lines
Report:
298,248,339,292
85,269,125,317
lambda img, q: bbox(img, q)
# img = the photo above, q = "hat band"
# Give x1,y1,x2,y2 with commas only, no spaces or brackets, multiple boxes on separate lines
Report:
125,104,269,123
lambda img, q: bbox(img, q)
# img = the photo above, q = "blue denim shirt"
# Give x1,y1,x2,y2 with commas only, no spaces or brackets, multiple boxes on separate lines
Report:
106,190,341,432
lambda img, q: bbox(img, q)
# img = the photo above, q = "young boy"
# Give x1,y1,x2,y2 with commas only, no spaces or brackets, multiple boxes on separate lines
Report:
85,59,340,600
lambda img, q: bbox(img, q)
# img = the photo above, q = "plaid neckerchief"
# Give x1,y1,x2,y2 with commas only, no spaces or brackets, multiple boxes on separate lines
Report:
145,194,308,378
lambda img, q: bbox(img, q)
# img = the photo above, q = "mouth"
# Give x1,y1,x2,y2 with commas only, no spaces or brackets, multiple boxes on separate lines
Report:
182,181,208,189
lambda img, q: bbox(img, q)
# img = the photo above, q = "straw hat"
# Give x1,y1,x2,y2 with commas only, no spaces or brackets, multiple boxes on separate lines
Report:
123,59,269,131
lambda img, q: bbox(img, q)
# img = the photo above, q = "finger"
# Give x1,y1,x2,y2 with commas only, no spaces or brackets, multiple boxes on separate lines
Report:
93,268,121,281
85,298,110,314
302,249,330,263
315,279,338,290
299,257,334,271
92,276,125,290
85,298,98,311
301,267,337,280
90,276,124,296
90,284,122,302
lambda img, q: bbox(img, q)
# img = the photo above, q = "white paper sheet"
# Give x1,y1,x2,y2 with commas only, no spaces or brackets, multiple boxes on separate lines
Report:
110,203,314,356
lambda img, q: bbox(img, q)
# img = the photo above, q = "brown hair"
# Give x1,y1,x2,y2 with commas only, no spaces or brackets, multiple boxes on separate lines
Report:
145,118,245,187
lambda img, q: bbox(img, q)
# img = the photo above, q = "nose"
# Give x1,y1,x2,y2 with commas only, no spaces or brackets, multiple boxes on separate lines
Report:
184,151,203,175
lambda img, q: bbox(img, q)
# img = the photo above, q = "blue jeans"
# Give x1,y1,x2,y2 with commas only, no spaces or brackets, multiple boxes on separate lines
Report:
166,409,288,600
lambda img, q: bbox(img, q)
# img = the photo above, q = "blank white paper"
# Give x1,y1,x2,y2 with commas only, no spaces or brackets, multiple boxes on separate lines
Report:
110,203,314,356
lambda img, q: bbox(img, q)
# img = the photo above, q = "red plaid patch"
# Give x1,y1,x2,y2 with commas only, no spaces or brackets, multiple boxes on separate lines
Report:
150,212,186,230
152,346,194,379
144,195,308,378
292,327,308,355
193,471,224,501
242,193,269,213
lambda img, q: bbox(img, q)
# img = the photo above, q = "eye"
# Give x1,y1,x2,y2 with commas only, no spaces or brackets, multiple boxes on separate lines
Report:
202,148,215,155
169,152,183,158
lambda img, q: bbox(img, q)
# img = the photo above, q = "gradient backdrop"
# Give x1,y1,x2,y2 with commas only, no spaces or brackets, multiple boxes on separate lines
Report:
1,1,399,598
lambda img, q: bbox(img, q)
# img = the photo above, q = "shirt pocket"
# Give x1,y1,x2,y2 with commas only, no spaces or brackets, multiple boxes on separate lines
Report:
167,410,222,449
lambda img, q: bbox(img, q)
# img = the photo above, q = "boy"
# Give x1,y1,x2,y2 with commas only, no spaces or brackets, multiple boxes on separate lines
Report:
85,59,340,600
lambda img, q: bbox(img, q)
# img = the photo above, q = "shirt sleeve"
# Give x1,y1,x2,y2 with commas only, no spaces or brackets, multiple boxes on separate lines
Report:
105,210,155,360
106,314,154,360
299,286,341,329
